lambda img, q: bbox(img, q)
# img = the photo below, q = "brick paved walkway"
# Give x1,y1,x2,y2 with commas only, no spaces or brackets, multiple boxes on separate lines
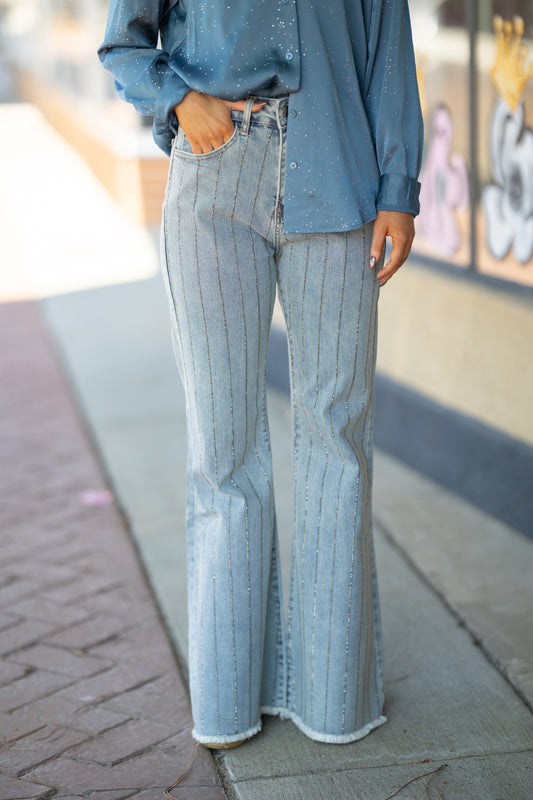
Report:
0,300,225,800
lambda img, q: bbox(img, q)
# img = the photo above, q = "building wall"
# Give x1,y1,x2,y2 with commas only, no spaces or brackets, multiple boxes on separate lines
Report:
377,262,533,448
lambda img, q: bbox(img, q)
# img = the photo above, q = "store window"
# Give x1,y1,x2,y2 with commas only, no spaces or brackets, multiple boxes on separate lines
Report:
478,2,533,284
411,1,471,269
411,0,533,287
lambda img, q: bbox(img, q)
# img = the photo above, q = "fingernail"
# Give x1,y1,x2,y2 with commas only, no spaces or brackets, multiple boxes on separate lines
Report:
369,255,377,268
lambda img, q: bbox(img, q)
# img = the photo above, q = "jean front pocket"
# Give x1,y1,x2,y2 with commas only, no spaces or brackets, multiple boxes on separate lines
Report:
172,121,239,161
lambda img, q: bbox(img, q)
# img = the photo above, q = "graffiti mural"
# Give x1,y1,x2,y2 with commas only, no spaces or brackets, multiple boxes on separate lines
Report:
418,105,469,255
482,16,533,265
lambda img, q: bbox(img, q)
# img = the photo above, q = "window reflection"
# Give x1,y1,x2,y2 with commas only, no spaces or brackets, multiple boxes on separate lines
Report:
411,1,471,267
478,4,533,282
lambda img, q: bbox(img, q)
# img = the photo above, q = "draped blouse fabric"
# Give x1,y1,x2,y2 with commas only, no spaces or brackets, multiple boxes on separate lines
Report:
98,0,424,233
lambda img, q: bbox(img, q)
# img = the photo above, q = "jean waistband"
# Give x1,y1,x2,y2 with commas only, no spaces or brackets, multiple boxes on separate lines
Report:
232,96,290,132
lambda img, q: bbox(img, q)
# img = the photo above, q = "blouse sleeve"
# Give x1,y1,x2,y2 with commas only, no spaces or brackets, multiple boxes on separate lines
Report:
98,0,190,154
363,0,424,215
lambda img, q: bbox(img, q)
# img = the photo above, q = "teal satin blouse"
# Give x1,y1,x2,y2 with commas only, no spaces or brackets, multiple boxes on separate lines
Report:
98,0,424,233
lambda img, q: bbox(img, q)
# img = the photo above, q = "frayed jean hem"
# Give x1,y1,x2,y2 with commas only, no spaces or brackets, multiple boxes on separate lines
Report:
262,706,388,744
192,709,386,746
192,718,262,745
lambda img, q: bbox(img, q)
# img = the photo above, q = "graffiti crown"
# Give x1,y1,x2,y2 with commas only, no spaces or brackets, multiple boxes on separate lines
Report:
491,15,533,112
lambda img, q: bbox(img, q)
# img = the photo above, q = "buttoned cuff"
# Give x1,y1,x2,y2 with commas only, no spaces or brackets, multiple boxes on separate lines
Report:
153,71,191,155
376,173,421,217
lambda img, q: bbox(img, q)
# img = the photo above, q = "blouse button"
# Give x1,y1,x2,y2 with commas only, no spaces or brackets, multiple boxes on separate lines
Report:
290,162,298,169
285,51,294,61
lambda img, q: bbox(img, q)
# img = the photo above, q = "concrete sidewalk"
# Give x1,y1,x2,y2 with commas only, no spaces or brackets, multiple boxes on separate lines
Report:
2,103,533,799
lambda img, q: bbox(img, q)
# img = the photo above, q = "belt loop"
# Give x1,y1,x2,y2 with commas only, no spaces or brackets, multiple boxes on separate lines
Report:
241,96,255,135
276,98,288,129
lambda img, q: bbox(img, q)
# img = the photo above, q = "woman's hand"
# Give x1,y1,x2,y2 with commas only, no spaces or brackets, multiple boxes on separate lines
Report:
174,91,265,154
369,210,415,287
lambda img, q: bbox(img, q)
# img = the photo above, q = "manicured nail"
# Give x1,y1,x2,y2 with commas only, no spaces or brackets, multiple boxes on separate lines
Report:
369,255,377,268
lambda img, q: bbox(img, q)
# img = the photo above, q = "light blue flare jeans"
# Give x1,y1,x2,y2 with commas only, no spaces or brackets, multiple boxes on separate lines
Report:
160,96,386,745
